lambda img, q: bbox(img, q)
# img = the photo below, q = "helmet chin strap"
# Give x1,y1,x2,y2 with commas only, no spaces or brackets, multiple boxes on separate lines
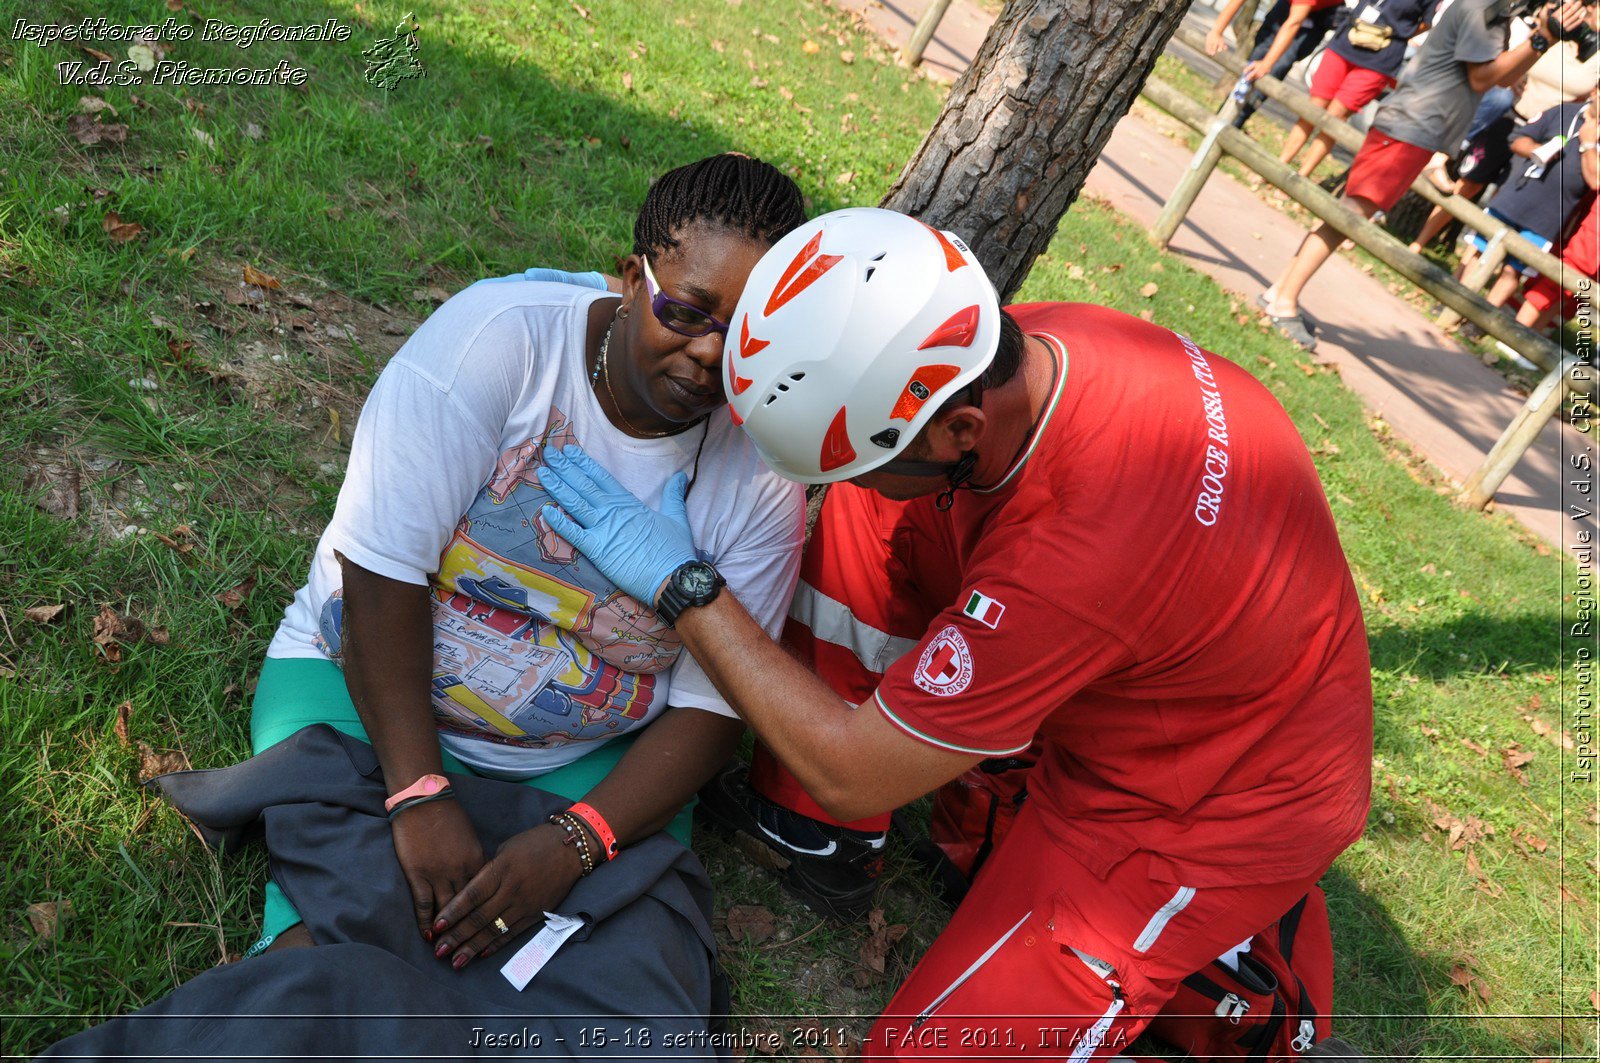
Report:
877,451,980,511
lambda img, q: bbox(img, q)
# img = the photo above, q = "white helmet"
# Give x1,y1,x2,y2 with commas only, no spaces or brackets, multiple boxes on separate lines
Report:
724,207,1001,483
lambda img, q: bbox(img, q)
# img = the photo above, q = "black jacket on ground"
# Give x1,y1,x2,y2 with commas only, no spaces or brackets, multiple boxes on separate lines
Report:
42,724,728,1061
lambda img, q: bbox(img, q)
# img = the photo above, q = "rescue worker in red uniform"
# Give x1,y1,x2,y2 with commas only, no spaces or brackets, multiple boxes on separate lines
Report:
534,208,1375,1059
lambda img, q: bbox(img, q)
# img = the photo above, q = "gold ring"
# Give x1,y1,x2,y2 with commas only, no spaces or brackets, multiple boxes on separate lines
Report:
494,917,510,935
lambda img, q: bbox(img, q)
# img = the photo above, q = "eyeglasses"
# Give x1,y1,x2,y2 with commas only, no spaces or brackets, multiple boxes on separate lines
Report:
641,255,730,338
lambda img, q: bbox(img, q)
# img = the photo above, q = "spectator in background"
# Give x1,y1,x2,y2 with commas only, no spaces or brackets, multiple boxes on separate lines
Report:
1516,189,1599,330
1260,0,1592,351
1466,85,1600,310
1206,0,1348,127
1408,77,1528,253
1279,0,1441,177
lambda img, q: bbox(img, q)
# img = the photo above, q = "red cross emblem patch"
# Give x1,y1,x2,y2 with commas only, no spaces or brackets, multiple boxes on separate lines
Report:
913,625,974,696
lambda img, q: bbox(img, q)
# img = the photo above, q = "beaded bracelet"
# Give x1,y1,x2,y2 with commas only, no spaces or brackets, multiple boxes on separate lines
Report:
548,812,596,876
385,787,456,821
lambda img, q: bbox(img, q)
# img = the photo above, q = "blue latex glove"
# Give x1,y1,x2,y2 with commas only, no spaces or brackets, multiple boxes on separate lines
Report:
474,267,608,289
536,445,699,607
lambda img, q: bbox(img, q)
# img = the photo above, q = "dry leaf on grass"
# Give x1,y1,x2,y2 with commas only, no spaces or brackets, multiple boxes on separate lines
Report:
102,211,143,243
115,700,133,747
24,604,66,624
1430,809,1491,850
1465,850,1503,897
1459,737,1489,757
1501,746,1535,786
137,741,190,782
67,115,129,146
857,908,908,976
242,264,281,289
216,576,257,611
802,39,820,54
724,905,777,944
1448,963,1491,1003
93,604,169,662
1138,282,1159,298
26,900,71,941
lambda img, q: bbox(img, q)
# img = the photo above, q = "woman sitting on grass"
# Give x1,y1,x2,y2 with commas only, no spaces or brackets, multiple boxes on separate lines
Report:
251,152,806,970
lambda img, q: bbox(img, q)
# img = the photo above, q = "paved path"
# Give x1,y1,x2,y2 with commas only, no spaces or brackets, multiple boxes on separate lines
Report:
834,0,1593,556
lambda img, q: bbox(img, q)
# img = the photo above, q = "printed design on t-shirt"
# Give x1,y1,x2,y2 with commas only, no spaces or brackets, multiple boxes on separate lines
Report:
1178,334,1232,528
913,625,975,696
319,404,681,750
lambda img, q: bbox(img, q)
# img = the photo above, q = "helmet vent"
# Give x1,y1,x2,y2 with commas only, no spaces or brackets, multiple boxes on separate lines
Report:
863,252,887,284
788,372,806,381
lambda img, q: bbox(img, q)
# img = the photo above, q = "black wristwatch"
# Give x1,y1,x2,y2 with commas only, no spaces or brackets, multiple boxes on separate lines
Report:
656,559,725,625
1529,30,1551,53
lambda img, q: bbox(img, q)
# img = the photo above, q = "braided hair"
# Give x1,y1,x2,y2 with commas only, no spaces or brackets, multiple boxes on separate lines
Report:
633,153,806,257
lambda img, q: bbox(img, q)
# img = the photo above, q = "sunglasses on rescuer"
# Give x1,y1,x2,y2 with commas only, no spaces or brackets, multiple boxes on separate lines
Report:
640,255,731,338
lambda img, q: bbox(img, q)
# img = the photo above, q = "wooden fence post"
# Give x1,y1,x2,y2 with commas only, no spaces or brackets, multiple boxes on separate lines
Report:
1459,358,1580,509
1438,230,1508,331
902,0,956,67
1152,101,1241,248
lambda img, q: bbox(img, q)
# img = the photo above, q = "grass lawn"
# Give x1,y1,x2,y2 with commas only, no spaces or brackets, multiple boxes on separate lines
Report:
2,0,1595,1057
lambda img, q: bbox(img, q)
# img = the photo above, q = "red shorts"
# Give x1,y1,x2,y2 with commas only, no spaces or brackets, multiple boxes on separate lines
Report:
1344,128,1433,212
1308,49,1396,112
1523,197,1600,317
866,801,1328,1060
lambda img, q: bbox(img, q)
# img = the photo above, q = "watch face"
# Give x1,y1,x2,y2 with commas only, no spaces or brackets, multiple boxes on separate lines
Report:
681,563,716,596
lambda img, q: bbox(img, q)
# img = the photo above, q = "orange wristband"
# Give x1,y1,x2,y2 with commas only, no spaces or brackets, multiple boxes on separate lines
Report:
566,801,619,860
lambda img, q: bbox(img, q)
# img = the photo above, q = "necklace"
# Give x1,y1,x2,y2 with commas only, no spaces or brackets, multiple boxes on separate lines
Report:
594,321,679,439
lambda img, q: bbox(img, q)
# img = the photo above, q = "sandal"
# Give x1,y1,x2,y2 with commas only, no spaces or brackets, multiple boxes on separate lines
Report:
1269,313,1318,352
1256,292,1318,333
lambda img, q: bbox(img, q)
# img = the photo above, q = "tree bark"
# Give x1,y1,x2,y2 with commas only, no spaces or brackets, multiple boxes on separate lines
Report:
881,0,1196,302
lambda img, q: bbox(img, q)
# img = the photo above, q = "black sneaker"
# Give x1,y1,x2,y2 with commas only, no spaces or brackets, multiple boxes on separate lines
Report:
695,761,885,921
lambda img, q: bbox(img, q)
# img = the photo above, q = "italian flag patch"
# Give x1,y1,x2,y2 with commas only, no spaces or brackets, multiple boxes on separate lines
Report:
962,589,1005,629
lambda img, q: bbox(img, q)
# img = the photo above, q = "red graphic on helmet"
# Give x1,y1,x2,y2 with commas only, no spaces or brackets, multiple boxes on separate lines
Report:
819,406,857,473
738,314,770,360
764,231,843,316
918,221,968,273
729,369,754,396
889,364,961,422
917,305,980,350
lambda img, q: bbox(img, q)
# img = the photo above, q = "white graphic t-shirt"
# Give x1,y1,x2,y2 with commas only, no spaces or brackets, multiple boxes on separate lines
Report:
267,282,804,778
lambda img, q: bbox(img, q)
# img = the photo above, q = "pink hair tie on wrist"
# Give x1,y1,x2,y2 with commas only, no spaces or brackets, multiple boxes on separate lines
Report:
566,801,619,860
385,773,450,813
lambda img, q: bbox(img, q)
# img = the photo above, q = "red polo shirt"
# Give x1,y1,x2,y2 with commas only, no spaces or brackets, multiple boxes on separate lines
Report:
871,303,1372,888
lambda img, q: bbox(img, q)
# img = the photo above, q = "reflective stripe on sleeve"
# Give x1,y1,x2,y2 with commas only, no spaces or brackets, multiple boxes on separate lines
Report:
788,580,919,673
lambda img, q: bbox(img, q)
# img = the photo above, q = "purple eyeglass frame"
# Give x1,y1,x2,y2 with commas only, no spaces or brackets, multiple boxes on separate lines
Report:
641,255,730,338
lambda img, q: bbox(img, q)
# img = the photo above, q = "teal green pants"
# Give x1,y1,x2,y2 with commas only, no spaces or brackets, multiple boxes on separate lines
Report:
247,656,694,951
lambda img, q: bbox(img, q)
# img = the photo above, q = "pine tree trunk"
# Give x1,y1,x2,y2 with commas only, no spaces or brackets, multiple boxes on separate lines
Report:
880,0,1196,301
